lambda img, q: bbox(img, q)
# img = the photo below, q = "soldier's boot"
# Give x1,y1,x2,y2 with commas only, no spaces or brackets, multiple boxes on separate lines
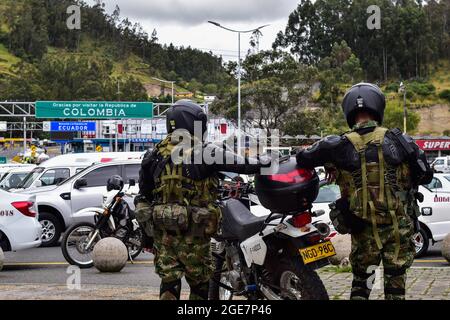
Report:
350,271,372,300
384,268,406,300
189,281,209,300
160,279,182,300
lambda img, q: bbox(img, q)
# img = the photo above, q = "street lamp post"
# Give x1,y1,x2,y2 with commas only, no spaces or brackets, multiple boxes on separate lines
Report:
208,21,269,155
152,77,175,104
399,82,407,133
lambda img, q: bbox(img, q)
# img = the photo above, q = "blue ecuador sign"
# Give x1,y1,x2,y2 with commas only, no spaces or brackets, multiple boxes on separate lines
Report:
51,122,96,132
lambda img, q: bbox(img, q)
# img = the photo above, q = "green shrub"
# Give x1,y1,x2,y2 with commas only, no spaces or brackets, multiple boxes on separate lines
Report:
385,83,399,92
439,89,450,102
408,81,436,96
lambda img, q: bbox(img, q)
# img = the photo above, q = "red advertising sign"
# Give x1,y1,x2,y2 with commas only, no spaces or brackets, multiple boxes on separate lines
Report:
415,139,450,151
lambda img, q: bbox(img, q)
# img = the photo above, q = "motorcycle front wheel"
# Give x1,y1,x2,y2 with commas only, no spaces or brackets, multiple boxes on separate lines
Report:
61,223,102,268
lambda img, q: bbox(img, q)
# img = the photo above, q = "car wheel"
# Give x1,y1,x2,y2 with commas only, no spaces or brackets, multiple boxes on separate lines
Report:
39,212,62,247
413,228,429,258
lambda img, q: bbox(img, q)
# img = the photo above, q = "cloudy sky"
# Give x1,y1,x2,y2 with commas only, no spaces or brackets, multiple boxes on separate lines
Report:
89,0,299,61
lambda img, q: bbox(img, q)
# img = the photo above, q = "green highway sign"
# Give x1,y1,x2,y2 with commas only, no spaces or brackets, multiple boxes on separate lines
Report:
0,157,7,164
35,101,154,119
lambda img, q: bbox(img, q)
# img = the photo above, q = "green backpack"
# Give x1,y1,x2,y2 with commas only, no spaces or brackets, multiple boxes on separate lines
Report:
151,136,220,236
335,126,410,260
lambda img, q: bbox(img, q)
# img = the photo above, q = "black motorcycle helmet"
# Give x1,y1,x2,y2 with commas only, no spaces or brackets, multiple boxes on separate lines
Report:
166,100,208,136
342,83,386,128
107,175,124,191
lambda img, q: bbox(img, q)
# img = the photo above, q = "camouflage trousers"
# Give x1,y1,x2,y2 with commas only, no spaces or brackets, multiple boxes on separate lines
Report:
350,214,415,300
153,227,214,300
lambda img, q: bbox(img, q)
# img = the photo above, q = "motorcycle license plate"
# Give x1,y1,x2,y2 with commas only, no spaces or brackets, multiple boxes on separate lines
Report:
299,241,336,264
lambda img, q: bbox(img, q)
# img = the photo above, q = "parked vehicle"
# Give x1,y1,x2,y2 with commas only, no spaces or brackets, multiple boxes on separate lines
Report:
61,176,143,268
209,157,332,300
422,174,450,191
0,167,36,191
18,159,142,246
0,164,35,181
13,152,143,192
0,189,42,251
414,184,450,256
431,156,450,173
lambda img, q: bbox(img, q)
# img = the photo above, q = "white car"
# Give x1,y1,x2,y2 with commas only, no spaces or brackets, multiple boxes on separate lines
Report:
13,152,143,192
415,184,450,256
311,182,340,236
431,156,450,173
422,174,450,191
0,167,35,191
19,159,141,247
0,189,42,251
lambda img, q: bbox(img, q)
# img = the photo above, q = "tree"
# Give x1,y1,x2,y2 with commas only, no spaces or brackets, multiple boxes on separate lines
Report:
8,0,48,60
211,50,316,135
317,41,363,107
187,79,202,96
274,0,443,81
283,110,323,136
203,83,218,95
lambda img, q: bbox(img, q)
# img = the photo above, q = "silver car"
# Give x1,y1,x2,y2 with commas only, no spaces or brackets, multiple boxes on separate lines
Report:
18,159,142,246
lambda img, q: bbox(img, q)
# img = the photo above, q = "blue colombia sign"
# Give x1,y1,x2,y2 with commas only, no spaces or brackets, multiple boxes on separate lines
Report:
51,121,96,132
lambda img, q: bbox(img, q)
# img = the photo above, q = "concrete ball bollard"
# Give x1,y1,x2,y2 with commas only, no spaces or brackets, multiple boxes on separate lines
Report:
0,247,4,272
93,237,128,272
442,233,450,264
329,234,352,266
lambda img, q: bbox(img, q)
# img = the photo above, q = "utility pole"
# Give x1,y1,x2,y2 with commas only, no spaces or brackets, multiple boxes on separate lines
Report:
208,21,269,155
152,77,175,104
116,80,120,152
23,117,26,156
400,82,407,133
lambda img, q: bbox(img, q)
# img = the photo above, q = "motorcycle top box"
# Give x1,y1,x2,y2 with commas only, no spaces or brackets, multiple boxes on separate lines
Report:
255,157,319,214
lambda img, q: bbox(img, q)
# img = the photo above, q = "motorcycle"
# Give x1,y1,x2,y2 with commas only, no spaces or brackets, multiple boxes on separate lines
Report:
61,177,143,268
209,157,334,300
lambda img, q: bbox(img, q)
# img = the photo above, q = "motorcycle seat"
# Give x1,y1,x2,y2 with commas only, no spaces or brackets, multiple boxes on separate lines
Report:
221,199,268,241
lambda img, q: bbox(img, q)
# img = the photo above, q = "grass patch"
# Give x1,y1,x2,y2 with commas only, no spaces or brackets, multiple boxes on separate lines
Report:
321,265,353,273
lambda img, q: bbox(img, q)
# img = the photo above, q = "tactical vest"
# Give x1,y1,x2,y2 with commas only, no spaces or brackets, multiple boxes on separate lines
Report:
152,136,219,207
335,126,411,260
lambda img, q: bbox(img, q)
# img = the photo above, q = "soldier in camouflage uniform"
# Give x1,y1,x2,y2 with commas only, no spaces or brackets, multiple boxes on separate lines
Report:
135,100,267,300
296,83,433,300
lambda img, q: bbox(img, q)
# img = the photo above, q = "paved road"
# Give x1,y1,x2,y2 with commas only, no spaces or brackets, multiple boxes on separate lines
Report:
1,241,447,294
2,247,162,288
1,244,449,300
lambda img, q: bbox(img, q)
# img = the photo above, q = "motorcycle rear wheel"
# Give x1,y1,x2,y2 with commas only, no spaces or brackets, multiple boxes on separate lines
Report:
126,228,144,260
273,257,329,300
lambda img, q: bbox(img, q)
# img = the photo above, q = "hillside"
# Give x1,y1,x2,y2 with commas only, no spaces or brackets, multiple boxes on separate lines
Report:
0,0,230,102
0,43,19,77
381,60,450,135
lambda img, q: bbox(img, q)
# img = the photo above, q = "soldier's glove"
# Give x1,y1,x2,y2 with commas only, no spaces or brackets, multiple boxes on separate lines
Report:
142,233,154,252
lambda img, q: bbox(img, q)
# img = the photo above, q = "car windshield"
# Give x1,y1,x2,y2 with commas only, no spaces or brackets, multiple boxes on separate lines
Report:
0,172,28,190
314,184,341,203
57,166,89,185
0,173,7,183
17,167,44,188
